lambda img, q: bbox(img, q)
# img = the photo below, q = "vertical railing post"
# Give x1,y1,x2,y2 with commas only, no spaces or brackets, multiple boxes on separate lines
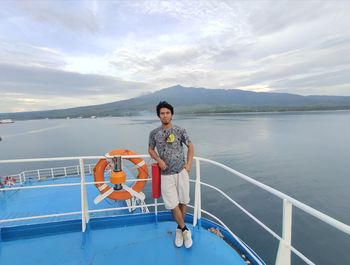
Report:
155,198,158,223
51,168,54,178
80,158,90,232
193,158,201,228
276,199,292,265
64,167,67,176
89,164,92,174
37,170,40,180
197,159,202,226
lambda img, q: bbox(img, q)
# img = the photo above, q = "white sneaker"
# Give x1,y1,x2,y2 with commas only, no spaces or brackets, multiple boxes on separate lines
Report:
175,228,183,247
183,229,193,248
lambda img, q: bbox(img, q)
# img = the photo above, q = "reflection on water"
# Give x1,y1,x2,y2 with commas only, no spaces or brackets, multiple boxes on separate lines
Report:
2,124,66,138
1,111,350,264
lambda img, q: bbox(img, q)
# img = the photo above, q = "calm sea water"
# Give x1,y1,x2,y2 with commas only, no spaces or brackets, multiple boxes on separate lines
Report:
1,111,349,264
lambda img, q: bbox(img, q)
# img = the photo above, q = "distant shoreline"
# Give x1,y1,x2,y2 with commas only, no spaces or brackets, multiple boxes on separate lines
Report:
2,109,350,122
188,108,350,116
1,85,350,120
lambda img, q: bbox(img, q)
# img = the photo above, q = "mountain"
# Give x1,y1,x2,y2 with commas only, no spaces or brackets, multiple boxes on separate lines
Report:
1,85,350,120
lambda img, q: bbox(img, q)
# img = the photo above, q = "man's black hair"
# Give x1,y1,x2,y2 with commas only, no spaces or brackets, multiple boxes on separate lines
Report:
156,101,174,117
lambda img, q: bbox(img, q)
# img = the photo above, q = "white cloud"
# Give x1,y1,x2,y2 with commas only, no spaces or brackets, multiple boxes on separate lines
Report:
0,63,152,112
13,1,100,33
1,0,350,112
0,40,66,68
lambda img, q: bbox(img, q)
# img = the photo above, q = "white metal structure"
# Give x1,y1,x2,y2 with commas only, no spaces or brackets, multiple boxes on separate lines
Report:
0,163,95,184
0,155,349,265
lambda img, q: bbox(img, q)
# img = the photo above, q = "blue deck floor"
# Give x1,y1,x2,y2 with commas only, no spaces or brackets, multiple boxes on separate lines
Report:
0,221,247,265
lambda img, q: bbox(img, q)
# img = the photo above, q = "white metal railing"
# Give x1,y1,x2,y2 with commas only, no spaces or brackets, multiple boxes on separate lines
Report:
0,155,349,265
0,163,96,185
193,157,350,265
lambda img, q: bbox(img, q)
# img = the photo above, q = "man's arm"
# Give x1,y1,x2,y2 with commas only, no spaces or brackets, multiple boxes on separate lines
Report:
184,142,194,172
148,146,167,170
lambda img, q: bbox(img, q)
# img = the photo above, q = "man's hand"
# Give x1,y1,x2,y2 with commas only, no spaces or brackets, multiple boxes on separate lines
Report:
184,142,194,173
184,163,192,172
158,159,167,170
149,147,167,170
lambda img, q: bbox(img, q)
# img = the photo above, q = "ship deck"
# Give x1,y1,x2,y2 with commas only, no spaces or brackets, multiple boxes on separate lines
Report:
0,174,251,265
0,217,247,265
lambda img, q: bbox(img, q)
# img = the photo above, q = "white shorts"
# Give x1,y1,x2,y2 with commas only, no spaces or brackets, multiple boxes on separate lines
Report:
161,168,190,210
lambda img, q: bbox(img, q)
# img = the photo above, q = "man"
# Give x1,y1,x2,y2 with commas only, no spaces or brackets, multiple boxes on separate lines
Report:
148,101,194,248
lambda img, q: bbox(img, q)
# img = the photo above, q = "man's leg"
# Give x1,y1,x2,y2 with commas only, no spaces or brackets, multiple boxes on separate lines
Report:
177,170,192,248
172,205,185,247
172,205,185,228
178,203,192,248
179,203,187,219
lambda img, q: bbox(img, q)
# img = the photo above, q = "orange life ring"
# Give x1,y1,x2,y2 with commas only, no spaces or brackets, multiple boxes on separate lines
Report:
93,149,148,200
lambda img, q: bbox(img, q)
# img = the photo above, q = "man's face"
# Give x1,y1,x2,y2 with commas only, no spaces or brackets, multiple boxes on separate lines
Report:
159,107,172,125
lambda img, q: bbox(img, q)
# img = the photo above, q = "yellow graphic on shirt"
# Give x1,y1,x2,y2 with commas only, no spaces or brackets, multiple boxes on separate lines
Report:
166,133,175,143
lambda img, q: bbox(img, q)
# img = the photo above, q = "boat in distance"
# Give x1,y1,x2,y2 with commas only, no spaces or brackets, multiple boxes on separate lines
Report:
0,119,14,124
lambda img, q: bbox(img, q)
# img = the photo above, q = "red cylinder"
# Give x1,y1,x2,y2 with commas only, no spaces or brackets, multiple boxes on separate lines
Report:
152,163,161,198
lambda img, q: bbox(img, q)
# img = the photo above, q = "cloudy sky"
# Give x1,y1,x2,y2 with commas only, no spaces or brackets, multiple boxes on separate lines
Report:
1,1,350,113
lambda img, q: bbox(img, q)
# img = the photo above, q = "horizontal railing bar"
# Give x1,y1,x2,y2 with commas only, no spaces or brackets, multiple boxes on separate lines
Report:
0,155,150,164
87,203,165,214
0,203,165,223
0,182,81,191
0,211,82,223
0,156,101,163
18,164,94,173
0,178,150,191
